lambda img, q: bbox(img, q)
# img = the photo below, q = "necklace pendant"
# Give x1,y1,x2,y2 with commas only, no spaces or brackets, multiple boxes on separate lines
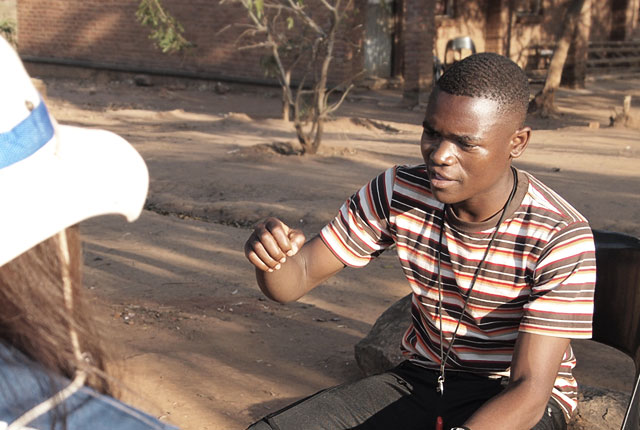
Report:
437,375,444,395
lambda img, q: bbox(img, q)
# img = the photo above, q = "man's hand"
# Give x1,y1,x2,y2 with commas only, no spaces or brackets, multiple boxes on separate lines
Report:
463,333,570,430
244,217,306,272
243,217,344,303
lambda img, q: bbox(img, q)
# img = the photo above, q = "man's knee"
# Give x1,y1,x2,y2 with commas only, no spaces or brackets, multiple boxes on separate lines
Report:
246,419,274,430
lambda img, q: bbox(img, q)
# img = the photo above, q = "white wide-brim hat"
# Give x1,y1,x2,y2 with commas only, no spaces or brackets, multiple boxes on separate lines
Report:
0,36,149,267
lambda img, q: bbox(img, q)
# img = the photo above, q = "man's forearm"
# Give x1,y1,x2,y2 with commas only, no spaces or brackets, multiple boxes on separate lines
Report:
255,252,309,303
463,379,550,430
255,235,345,303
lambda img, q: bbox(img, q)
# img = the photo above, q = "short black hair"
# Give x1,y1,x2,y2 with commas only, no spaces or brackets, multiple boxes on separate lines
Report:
435,53,530,122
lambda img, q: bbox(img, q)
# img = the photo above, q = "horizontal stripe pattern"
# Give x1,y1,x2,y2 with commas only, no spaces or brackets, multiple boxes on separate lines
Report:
319,164,596,419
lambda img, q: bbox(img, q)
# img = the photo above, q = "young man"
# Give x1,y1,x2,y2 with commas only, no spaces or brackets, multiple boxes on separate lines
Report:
244,53,595,430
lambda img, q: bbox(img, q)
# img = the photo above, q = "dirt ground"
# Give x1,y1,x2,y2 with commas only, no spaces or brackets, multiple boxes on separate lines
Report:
34,67,639,430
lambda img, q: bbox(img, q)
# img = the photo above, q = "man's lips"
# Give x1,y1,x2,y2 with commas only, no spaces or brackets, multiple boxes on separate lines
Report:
428,169,457,188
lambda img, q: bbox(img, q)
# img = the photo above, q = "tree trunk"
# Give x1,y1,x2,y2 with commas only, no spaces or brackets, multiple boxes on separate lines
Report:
294,119,311,154
562,0,592,88
401,0,436,105
529,0,588,117
309,119,323,155
294,1,341,155
282,95,290,122
282,69,289,122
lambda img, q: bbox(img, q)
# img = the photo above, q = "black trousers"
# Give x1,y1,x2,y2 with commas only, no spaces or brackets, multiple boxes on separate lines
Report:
247,361,567,430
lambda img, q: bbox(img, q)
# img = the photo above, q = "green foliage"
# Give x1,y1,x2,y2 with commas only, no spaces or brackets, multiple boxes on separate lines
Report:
0,19,17,47
136,0,193,53
251,0,264,18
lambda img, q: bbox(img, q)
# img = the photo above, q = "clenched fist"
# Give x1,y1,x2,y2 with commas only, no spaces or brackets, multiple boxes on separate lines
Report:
244,217,306,272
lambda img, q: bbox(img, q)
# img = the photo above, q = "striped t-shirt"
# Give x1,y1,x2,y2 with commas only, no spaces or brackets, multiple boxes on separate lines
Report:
320,164,596,420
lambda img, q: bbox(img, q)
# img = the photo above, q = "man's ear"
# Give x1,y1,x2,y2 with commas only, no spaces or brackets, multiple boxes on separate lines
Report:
509,126,531,159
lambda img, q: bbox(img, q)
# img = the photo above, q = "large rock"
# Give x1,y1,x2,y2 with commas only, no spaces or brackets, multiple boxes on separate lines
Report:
355,294,633,429
354,293,412,376
569,385,630,430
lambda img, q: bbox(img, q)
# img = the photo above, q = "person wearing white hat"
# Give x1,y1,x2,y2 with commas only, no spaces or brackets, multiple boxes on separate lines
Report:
0,36,177,429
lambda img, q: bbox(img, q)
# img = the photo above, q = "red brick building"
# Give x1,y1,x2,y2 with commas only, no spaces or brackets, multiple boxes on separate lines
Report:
15,0,640,101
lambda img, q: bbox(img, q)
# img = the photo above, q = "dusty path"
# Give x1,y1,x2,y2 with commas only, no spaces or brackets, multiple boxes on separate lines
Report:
36,70,640,429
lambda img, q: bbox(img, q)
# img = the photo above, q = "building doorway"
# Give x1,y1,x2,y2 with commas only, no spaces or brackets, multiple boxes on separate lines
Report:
364,0,398,78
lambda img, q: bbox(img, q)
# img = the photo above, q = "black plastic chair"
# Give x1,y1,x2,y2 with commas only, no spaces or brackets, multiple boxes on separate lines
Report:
444,36,476,67
433,55,444,83
591,229,640,429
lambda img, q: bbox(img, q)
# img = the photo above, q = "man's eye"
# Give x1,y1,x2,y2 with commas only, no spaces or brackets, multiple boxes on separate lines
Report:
458,140,476,149
422,129,439,139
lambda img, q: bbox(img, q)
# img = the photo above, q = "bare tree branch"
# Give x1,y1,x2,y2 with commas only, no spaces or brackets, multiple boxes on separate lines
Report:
325,83,354,116
319,0,337,13
285,0,326,36
237,42,274,50
216,0,357,153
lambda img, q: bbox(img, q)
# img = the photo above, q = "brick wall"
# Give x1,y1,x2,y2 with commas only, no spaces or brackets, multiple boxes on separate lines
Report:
17,0,364,86
19,1,627,92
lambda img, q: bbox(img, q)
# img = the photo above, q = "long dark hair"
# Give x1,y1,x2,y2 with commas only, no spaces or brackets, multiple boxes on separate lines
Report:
0,226,112,396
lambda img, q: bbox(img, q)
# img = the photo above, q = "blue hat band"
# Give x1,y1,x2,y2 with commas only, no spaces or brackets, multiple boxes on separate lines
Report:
0,101,54,169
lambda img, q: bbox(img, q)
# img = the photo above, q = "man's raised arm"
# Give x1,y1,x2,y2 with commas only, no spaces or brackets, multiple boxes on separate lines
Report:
244,217,345,303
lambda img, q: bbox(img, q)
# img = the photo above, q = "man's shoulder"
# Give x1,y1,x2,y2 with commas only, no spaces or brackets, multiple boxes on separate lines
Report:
519,170,589,227
389,163,431,190
394,163,428,176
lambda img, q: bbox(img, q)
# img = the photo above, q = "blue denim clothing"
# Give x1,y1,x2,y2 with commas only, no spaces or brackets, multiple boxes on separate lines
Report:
0,344,177,430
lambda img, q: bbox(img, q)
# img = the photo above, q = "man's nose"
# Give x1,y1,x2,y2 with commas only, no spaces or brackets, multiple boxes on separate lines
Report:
429,139,456,165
